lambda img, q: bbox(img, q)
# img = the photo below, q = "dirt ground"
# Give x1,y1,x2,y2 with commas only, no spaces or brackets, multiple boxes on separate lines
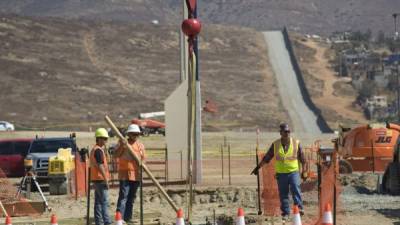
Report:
1,131,400,225
291,36,368,129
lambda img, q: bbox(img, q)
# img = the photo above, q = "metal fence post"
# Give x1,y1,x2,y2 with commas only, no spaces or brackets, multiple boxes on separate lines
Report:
228,144,231,185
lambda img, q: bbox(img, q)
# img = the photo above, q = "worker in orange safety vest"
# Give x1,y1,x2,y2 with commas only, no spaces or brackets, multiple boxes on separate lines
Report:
114,124,146,223
90,128,112,225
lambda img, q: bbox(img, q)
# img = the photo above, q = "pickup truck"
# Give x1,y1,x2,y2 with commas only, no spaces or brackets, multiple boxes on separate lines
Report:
24,136,78,182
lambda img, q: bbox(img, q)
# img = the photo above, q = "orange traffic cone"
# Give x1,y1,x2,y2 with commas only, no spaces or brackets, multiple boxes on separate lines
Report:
176,208,185,225
236,208,245,225
50,214,58,225
322,203,333,225
292,205,302,225
5,215,12,225
115,211,123,225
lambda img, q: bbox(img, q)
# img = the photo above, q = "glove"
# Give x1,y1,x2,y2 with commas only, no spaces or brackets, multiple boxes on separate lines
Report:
251,165,260,175
301,171,308,181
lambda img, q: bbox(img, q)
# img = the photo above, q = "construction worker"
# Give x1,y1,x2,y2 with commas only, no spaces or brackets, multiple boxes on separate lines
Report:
251,123,306,221
90,128,112,225
114,124,146,223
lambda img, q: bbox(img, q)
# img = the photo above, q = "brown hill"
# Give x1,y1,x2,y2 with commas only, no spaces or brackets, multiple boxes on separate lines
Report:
0,15,288,131
0,0,399,35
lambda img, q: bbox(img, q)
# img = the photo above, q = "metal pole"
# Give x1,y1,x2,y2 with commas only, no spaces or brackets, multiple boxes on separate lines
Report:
180,150,183,180
394,13,398,40
193,0,202,185
221,144,224,179
213,208,216,225
86,170,91,225
228,144,231,185
140,162,144,225
255,130,262,215
371,139,375,173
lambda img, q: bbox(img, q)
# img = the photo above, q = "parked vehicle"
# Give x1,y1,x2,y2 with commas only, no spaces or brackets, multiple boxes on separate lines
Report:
0,138,32,177
337,123,400,173
131,118,165,136
0,121,15,131
24,136,78,182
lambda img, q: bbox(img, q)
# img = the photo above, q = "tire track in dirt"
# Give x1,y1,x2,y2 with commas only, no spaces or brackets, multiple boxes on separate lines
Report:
82,32,141,93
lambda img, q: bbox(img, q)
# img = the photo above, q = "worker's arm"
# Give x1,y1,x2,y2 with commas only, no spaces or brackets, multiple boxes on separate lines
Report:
98,164,109,188
113,139,126,157
297,143,307,180
297,143,306,168
251,144,274,175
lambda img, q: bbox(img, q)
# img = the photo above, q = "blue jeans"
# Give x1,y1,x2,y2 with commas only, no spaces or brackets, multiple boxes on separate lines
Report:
116,180,141,221
276,171,303,216
93,182,112,225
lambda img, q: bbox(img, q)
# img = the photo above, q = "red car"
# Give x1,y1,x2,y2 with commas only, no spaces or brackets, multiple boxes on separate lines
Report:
0,138,32,177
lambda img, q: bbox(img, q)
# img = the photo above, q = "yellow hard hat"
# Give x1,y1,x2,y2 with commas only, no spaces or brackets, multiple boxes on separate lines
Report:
95,128,109,138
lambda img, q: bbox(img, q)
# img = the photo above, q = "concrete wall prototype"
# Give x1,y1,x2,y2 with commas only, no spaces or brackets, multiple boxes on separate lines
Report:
281,27,332,133
165,81,188,181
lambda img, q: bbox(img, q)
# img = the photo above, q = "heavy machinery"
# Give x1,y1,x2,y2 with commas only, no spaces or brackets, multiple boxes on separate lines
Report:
108,112,166,137
131,118,165,136
48,148,75,195
380,123,400,195
336,123,400,173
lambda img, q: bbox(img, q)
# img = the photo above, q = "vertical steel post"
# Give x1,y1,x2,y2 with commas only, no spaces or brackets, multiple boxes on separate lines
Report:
86,170,91,225
221,144,224,179
228,144,231,185
140,163,144,225
180,150,183,179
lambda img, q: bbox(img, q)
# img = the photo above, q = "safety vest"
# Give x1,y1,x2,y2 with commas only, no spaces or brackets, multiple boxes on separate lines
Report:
118,141,145,180
273,138,300,174
89,145,110,181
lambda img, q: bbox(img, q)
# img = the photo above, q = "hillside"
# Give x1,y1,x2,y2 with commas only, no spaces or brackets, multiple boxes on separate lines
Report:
290,35,368,128
0,15,288,131
0,0,399,35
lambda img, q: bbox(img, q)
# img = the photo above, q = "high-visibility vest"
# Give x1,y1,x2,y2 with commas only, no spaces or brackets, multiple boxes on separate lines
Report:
273,138,300,174
89,145,110,181
118,141,145,171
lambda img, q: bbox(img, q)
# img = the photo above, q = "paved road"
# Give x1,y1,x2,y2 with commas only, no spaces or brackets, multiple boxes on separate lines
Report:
263,31,322,134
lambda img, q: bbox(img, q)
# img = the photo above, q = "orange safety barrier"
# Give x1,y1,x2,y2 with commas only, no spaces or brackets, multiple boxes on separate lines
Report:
0,167,45,217
74,152,88,199
259,141,340,224
259,153,281,217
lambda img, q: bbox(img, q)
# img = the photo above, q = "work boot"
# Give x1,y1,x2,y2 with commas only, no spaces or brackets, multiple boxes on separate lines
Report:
300,209,304,216
281,214,290,222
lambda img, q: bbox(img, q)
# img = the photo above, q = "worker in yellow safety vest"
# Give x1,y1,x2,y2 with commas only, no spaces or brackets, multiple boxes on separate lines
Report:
114,124,146,223
251,123,306,221
90,128,112,225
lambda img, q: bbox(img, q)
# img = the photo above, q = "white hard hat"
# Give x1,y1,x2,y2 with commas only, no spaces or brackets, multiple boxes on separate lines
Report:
127,124,141,133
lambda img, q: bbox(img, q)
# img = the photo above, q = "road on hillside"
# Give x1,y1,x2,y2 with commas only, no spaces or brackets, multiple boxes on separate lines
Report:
263,31,322,134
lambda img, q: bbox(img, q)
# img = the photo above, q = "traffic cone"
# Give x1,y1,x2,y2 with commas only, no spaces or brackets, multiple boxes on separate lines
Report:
115,211,123,225
176,208,185,225
292,205,302,225
5,215,12,225
322,203,333,225
50,214,58,225
236,208,245,225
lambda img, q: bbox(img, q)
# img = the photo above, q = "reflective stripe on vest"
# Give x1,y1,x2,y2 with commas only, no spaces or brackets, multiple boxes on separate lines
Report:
273,138,299,173
89,145,110,181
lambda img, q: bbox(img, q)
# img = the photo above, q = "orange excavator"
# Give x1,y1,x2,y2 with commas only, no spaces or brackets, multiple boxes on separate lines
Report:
336,123,400,174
